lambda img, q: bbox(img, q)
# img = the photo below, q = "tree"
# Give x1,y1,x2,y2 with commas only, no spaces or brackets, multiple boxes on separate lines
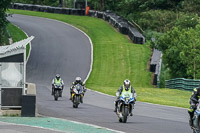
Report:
157,25,200,79
0,0,12,45
59,0,63,7
181,0,200,15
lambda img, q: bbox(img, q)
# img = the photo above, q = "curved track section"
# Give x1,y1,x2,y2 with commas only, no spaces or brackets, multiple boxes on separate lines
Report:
8,14,190,133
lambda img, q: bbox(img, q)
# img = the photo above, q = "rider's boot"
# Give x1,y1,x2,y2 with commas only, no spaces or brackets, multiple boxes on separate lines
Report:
60,88,63,97
51,88,54,95
80,94,84,103
129,104,133,116
59,91,62,97
130,112,133,116
80,97,83,103
114,101,117,112
188,111,194,127
69,92,72,100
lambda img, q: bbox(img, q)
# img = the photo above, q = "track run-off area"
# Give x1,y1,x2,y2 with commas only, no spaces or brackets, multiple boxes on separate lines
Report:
7,14,191,133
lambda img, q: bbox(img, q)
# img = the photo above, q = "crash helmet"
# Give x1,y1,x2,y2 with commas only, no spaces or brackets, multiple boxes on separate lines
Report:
75,77,81,83
56,74,60,80
124,79,131,91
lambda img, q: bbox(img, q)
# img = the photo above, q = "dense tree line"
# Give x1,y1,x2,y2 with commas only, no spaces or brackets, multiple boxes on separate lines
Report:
0,0,12,45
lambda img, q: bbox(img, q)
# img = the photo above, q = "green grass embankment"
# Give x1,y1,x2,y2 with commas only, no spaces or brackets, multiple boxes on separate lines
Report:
7,9,191,108
7,23,30,58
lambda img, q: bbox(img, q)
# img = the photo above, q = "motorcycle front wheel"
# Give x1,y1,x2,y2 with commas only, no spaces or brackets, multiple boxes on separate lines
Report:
122,107,128,123
73,96,79,108
54,90,59,101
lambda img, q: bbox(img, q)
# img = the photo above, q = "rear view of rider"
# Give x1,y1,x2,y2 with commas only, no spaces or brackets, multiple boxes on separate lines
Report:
70,77,86,102
114,79,136,116
52,74,64,97
188,86,200,127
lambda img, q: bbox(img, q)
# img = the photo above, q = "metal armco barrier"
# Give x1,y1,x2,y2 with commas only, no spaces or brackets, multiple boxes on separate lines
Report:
149,49,162,86
10,3,145,44
88,10,145,44
11,3,85,16
165,78,200,91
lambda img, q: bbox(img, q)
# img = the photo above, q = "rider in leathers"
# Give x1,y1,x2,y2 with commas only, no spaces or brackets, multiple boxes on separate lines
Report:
51,74,64,97
114,79,136,116
188,87,200,127
70,77,86,102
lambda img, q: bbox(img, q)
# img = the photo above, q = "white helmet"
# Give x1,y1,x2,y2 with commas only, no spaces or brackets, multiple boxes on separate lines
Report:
56,74,60,80
75,77,81,83
124,79,130,90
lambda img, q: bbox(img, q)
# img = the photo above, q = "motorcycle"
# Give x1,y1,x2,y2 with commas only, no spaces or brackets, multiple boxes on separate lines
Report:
72,84,84,108
116,91,135,123
192,100,200,133
53,83,62,101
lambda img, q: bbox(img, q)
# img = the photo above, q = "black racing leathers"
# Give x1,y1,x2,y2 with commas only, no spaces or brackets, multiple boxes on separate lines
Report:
70,81,86,101
188,87,200,127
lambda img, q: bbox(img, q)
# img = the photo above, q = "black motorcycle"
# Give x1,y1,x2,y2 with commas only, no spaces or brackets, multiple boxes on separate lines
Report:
72,84,84,108
53,83,62,101
192,100,200,133
116,91,135,123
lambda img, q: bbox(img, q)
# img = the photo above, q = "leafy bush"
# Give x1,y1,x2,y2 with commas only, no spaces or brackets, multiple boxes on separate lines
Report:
181,0,200,15
135,10,177,32
175,13,200,29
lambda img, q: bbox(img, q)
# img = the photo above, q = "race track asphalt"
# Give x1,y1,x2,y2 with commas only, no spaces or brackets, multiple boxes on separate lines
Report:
8,14,191,133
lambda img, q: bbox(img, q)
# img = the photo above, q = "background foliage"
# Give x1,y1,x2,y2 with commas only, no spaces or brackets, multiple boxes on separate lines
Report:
0,0,12,45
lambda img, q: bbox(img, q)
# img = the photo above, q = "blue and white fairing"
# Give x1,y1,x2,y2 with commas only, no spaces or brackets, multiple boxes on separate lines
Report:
120,91,135,104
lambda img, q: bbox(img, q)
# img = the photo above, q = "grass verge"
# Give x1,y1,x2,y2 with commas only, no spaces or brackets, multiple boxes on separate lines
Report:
7,9,191,108
7,22,30,59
